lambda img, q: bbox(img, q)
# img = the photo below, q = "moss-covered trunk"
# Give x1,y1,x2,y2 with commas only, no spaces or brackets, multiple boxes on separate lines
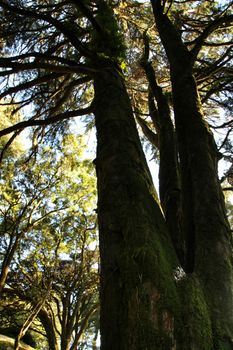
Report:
172,69,233,349
151,1,233,347
93,66,180,349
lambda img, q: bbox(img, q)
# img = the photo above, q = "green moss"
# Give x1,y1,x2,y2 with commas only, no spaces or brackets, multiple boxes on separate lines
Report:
117,220,181,349
177,275,213,350
90,2,126,64
212,324,233,350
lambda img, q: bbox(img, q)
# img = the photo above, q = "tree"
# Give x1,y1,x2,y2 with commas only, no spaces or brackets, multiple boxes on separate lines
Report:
5,238,98,350
0,0,232,349
0,130,98,350
150,0,232,341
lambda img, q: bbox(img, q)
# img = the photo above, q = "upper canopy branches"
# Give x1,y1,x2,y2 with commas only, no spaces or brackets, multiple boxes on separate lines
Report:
0,0,232,152
0,0,129,143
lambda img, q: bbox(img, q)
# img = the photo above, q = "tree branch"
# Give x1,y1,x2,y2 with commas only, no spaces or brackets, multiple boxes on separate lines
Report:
150,0,190,69
71,0,103,33
0,73,62,99
218,127,233,152
202,40,233,47
209,119,233,130
136,114,159,148
190,14,233,60
0,106,93,137
0,59,97,76
0,75,90,99
0,130,22,164
194,46,232,83
0,52,78,66
222,187,233,191
0,1,94,58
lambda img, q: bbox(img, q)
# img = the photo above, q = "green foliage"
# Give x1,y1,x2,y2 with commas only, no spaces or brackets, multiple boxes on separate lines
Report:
90,2,126,64
0,105,25,159
0,127,98,349
0,334,35,350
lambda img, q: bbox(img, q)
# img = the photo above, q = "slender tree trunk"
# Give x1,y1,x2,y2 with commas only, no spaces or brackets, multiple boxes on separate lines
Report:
141,53,185,267
0,236,21,292
38,309,59,350
60,327,71,350
151,1,233,347
94,65,180,350
0,263,9,292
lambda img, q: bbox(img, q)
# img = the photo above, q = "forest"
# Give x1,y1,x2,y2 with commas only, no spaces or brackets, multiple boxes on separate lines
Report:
0,0,232,349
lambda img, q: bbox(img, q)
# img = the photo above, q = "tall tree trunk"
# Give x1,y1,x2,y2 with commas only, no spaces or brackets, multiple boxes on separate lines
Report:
151,1,233,347
93,65,180,350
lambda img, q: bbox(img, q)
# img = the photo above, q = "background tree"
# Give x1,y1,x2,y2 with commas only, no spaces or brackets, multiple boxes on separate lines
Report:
0,130,98,350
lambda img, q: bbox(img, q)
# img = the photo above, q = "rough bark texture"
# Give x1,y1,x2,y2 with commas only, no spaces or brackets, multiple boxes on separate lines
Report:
151,0,233,347
94,66,180,350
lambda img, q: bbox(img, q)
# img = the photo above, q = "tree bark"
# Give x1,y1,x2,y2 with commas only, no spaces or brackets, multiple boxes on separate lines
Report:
93,65,180,350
